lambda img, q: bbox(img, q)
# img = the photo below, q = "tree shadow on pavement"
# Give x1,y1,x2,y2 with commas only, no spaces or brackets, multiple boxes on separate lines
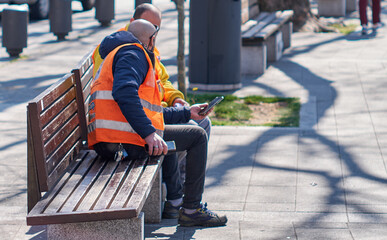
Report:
0,74,64,112
203,30,387,236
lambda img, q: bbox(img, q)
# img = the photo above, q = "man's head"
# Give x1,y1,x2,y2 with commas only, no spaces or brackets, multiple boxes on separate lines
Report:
131,3,161,28
127,19,159,51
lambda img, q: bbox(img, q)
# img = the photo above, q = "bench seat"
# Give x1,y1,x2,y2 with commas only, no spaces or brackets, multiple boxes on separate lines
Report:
26,151,162,226
241,7,294,75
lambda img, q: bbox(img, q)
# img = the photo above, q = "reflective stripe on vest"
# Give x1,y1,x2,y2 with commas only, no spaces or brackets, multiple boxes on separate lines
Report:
88,119,164,137
89,90,163,113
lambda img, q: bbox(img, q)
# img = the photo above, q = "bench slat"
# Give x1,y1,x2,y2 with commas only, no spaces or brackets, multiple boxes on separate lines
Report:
46,133,82,188
43,151,98,214
74,50,93,78
27,205,138,225
242,12,276,39
82,80,92,106
40,87,77,128
73,50,94,144
109,158,147,209
46,124,80,176
43,113,79,158
36,75,75,114
76,160,120,211
27,150,89,218
254,11,294,40
81,66,93,92
41,100,77,143
125,159,161,212
277,10,294,25
241,12,270,33
59,158,108,213
92,160,133,210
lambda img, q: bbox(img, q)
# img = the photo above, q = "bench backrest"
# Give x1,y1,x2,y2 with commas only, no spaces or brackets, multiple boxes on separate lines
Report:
241,0,260,24
72,50,94,144
27,73,84,192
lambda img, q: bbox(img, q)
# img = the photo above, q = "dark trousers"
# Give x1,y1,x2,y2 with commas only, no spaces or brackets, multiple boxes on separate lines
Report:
162,124,208,209
93,124,208,209
359,0,381,25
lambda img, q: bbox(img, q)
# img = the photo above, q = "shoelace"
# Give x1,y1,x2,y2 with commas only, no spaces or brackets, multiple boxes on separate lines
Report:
198,202,217,217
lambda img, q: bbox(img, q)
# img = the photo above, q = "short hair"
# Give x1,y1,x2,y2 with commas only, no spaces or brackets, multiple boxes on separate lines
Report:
133,3,158,19
127,19,157,45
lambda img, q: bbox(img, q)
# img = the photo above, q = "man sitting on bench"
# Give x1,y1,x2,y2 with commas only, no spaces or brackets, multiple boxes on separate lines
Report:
88,19,228,227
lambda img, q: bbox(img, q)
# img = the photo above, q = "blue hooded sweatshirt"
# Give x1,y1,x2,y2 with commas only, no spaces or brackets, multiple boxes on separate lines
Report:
99,30,191,139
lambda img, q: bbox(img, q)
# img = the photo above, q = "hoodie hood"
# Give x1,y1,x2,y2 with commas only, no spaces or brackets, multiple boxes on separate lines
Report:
99,31,141,59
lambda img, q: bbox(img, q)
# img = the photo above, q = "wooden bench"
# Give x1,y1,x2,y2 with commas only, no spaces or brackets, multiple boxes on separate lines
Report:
241,0,294,75
26,51,164,240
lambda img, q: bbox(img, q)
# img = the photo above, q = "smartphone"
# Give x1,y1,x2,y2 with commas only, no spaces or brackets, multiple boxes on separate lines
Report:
198,96,224,116
145,141,176,153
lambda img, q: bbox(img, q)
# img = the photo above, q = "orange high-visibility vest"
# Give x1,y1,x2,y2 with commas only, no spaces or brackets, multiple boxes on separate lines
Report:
88,43,164,148
92,25,177,105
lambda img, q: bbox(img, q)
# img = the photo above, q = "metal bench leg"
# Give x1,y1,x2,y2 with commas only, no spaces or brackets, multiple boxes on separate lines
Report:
143,169,162,223
47,212,144,240
241,43,267,75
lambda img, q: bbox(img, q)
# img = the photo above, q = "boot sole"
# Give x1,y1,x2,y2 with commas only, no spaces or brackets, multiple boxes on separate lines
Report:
178,220,227,228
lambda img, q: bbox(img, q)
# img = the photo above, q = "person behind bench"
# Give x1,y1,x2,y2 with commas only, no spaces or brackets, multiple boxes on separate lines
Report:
88,19,228,227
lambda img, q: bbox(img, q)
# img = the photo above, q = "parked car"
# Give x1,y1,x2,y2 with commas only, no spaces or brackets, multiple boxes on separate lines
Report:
0,0,95,19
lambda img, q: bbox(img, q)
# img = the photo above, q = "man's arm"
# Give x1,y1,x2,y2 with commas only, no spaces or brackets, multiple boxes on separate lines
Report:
112,46,156,139
157,60,187,106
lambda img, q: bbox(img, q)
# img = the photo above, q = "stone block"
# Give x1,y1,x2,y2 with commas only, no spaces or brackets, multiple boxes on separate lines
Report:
281,22,293,49
318,0,346,17
267,31,283,62
346,0,357,13
143,170,162,223
47,212,144,240
241,43,267,75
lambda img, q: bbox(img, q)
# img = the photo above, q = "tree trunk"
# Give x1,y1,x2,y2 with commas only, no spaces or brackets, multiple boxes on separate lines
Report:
176,0,187,96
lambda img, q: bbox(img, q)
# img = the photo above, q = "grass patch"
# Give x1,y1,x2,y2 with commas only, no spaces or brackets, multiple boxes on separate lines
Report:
329,23,358,35
186,93,300,127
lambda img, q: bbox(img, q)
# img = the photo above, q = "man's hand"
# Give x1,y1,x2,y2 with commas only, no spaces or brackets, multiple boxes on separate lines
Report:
144,132,168,156
173,98,190,107
190,103,211,121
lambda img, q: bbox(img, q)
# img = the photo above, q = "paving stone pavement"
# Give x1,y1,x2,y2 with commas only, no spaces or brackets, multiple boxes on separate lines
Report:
1,0,387,239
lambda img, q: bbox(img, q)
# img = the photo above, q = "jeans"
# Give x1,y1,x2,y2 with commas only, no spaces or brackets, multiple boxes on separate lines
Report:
162,124,208,209
93,124,208,209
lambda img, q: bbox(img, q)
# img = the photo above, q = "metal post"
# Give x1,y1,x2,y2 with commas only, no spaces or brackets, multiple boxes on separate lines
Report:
95,0,115,26
135,0,151,8
189,0,241,91
49,0,72,41
2,5,29,57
